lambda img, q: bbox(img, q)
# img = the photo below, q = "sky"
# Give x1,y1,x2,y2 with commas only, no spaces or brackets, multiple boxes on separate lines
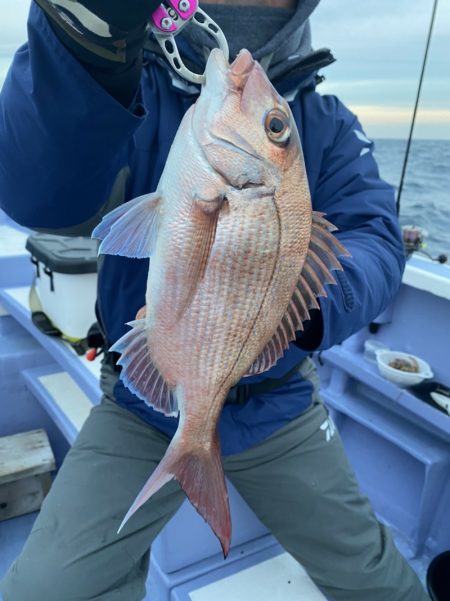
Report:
310,0,450,140
0,0,449,140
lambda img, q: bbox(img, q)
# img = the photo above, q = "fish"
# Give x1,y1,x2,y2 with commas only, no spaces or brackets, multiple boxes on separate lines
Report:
92,48,350,557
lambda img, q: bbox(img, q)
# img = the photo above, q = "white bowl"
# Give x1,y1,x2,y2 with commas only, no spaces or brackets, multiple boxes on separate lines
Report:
375,350,433,387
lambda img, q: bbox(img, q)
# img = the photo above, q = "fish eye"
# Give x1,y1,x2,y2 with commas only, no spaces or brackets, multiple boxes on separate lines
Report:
264,109,291,145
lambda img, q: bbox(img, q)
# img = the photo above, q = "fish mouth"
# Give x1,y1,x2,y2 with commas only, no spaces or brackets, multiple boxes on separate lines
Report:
205,48,255,91
196,49,267,190
230,49,255,78
200,49,261,162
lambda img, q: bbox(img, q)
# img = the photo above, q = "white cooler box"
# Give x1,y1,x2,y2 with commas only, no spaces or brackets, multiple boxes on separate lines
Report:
26,233,98,341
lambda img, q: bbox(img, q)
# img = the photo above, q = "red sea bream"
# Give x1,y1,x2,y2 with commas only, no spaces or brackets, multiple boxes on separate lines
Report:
93,48,349,556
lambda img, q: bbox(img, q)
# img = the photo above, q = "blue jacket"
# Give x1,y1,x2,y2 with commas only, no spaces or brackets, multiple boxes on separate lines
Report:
0,4,405,454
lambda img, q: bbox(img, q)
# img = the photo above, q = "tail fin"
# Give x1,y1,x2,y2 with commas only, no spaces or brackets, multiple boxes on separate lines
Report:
118,432,232,557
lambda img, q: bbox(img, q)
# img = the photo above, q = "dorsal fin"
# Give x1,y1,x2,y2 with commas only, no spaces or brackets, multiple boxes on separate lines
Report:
244,211,350,377
297,275,320,310
110,319,178,417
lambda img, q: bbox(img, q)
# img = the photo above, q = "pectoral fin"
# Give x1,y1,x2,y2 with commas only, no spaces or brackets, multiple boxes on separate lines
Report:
92,192,161,259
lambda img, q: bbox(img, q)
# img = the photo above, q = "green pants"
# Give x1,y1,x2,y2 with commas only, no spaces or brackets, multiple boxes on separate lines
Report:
1,383,429,600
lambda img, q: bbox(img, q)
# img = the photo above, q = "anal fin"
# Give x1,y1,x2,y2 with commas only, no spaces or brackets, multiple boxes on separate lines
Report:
110,319,177,417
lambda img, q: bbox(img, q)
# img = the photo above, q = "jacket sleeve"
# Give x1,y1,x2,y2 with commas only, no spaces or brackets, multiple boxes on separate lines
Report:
297,92,406,351
0,3,149,230
35,0,162,106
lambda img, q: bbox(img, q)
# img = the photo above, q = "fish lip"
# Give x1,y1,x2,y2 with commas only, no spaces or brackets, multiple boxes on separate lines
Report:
205,48,255,91
205,48,229,81
230,49,255,78
206,47,254,73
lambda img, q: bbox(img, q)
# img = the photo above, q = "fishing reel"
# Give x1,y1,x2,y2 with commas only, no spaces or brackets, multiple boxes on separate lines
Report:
150,0,229,84
402,225,448,263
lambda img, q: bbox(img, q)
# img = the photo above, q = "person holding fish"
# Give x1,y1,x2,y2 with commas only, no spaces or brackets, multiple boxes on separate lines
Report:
0,1,430,600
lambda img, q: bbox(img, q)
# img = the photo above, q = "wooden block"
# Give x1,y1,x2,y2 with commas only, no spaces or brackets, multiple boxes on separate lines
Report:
0,429,55,485
0,429,55,520
0,473,52,520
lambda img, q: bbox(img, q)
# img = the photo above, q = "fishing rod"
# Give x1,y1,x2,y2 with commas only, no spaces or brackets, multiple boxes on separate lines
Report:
396,0,439,215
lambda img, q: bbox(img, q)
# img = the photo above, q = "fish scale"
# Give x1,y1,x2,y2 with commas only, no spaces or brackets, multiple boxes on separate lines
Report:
172,205,279,388
197,223,275,376
93,48,350,556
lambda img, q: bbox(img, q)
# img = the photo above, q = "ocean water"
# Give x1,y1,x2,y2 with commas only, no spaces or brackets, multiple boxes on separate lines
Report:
373,139,450,261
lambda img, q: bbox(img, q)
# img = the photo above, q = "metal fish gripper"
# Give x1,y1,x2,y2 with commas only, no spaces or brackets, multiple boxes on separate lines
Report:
150,0,229,84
